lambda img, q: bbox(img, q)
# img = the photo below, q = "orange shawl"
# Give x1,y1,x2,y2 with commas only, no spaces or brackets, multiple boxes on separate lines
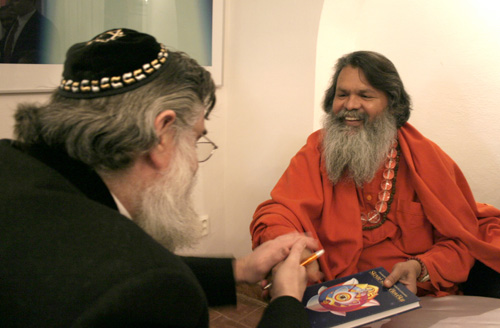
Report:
399,124,500,271
251,123,500,294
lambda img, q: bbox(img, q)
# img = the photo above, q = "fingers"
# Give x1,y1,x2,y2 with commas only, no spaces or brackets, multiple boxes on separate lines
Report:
270,241,308,301
384,261,420,294
298,234,320,252
273,233,319,256
384,261,410,288
262,233,319,270
297,248,323,283
237,232,318,284
305,260,324,283
238,232,319,286
287,239,307,262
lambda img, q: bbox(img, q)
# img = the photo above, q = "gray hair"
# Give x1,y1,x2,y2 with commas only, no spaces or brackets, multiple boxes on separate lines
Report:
14,50,216,171
323,51,411,127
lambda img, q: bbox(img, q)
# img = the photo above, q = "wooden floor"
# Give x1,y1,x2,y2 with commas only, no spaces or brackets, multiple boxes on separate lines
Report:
209,285,268,328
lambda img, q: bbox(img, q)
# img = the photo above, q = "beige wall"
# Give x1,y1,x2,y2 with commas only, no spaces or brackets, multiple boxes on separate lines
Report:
184,0,324,257
214,0,324,257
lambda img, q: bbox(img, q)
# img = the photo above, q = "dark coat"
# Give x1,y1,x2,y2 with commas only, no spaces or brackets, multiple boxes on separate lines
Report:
0,140,310,327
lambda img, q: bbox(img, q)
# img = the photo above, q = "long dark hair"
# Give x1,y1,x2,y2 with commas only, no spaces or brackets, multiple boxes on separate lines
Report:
323,51,411,127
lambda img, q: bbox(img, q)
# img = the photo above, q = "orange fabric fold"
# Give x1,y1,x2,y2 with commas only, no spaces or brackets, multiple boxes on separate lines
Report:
399,124,500,272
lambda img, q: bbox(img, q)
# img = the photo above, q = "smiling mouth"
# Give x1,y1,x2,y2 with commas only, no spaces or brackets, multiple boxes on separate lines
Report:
345,117,361,121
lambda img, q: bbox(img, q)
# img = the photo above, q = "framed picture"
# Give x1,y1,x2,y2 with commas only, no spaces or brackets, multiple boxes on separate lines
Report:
0,0,224,94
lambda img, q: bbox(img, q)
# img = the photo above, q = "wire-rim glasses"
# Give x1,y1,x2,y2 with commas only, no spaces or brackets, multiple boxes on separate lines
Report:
196,135,218,163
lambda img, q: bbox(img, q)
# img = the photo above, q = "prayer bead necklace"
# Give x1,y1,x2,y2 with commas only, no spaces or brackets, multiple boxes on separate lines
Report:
361,139,400,230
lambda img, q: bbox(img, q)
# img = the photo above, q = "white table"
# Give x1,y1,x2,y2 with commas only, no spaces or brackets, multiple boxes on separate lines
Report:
363,296,500,327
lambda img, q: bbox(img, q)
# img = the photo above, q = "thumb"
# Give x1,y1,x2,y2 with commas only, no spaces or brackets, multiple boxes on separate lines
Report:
285,241,307,264
384,271,400,288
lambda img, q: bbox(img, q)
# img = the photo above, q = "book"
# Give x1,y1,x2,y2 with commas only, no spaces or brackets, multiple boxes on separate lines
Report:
302,267,421,328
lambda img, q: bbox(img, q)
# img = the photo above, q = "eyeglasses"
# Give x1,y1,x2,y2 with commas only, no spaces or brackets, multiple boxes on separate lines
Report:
196,135,218,163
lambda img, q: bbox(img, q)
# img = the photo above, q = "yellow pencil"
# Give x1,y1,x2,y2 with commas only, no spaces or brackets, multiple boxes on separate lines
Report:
300,249,325,266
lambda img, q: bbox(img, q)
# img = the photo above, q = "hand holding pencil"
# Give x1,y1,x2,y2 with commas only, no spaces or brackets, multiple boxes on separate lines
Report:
234,233,319,285
234,232,322,302
262,241,317,301
263,249,325,290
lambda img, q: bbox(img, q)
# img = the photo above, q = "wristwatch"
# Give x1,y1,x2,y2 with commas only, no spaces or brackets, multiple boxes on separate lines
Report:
418,272,430,283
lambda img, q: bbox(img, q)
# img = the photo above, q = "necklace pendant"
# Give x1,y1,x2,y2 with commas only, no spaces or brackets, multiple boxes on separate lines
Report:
383,169,394,180
375,201,388,213
380,179,392,190
391,139,398,149
361,213,368,224
367,210,381,224
361,139,399,230
378,190,391,202
385,158,396,169
387,147,397,159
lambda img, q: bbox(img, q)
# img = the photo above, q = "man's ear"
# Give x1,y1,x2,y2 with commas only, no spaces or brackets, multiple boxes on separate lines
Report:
149,110,177,170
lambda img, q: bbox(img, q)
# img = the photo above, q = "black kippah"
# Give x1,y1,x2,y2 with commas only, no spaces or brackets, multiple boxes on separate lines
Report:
57,28,168,99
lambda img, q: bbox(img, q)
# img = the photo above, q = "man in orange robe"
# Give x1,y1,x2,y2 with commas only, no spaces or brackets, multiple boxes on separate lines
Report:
250,51,500,298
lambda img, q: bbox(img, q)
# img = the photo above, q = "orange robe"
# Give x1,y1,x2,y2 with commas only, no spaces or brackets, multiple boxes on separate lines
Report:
250,123,500,296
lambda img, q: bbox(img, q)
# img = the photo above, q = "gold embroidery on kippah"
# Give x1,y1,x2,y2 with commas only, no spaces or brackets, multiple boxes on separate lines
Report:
71,81,80,93
110,76,123,89
142,63,154,74
80,80,91,92
87,29,126,46
123,72,134,84
62,80,71,90
59,42,169,95
134,69,146,81
91,80,99,92
151,59,161,70
100,77,110,89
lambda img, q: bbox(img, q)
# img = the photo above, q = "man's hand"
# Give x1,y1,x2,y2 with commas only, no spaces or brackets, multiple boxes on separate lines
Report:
269,240,308,301
233,233,318,284
383,260,421,294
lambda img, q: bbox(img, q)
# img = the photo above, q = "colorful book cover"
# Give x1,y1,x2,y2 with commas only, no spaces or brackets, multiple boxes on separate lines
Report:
302,267,421,328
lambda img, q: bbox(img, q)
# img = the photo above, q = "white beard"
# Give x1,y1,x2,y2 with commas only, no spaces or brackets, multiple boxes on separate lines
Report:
133,133,202,252
322,109,398,187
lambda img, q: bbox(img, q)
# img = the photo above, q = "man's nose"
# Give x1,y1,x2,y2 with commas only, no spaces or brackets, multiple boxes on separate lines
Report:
345,96,360,111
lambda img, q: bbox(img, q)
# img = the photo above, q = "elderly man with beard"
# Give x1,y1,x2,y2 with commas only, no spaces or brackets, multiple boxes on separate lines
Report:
251,51,500,298
0,28,320,327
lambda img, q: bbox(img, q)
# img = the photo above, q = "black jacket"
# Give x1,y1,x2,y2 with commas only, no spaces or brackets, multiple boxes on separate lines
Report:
0,140,310,327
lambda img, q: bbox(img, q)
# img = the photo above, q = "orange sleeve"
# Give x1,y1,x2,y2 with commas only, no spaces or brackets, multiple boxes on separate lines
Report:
419,229,475,294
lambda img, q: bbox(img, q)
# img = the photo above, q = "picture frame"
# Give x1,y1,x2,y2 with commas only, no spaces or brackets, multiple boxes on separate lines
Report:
0,0,224,94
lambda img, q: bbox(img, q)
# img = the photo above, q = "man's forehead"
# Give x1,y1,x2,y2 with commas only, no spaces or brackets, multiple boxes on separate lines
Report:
337,66,378,91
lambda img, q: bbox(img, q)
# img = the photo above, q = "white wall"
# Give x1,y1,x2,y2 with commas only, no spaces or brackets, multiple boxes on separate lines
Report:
315,0,500,210
217,0,325,257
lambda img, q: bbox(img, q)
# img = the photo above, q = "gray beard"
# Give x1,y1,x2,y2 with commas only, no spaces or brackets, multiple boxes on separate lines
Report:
322,109,398,187
133,134,202,252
